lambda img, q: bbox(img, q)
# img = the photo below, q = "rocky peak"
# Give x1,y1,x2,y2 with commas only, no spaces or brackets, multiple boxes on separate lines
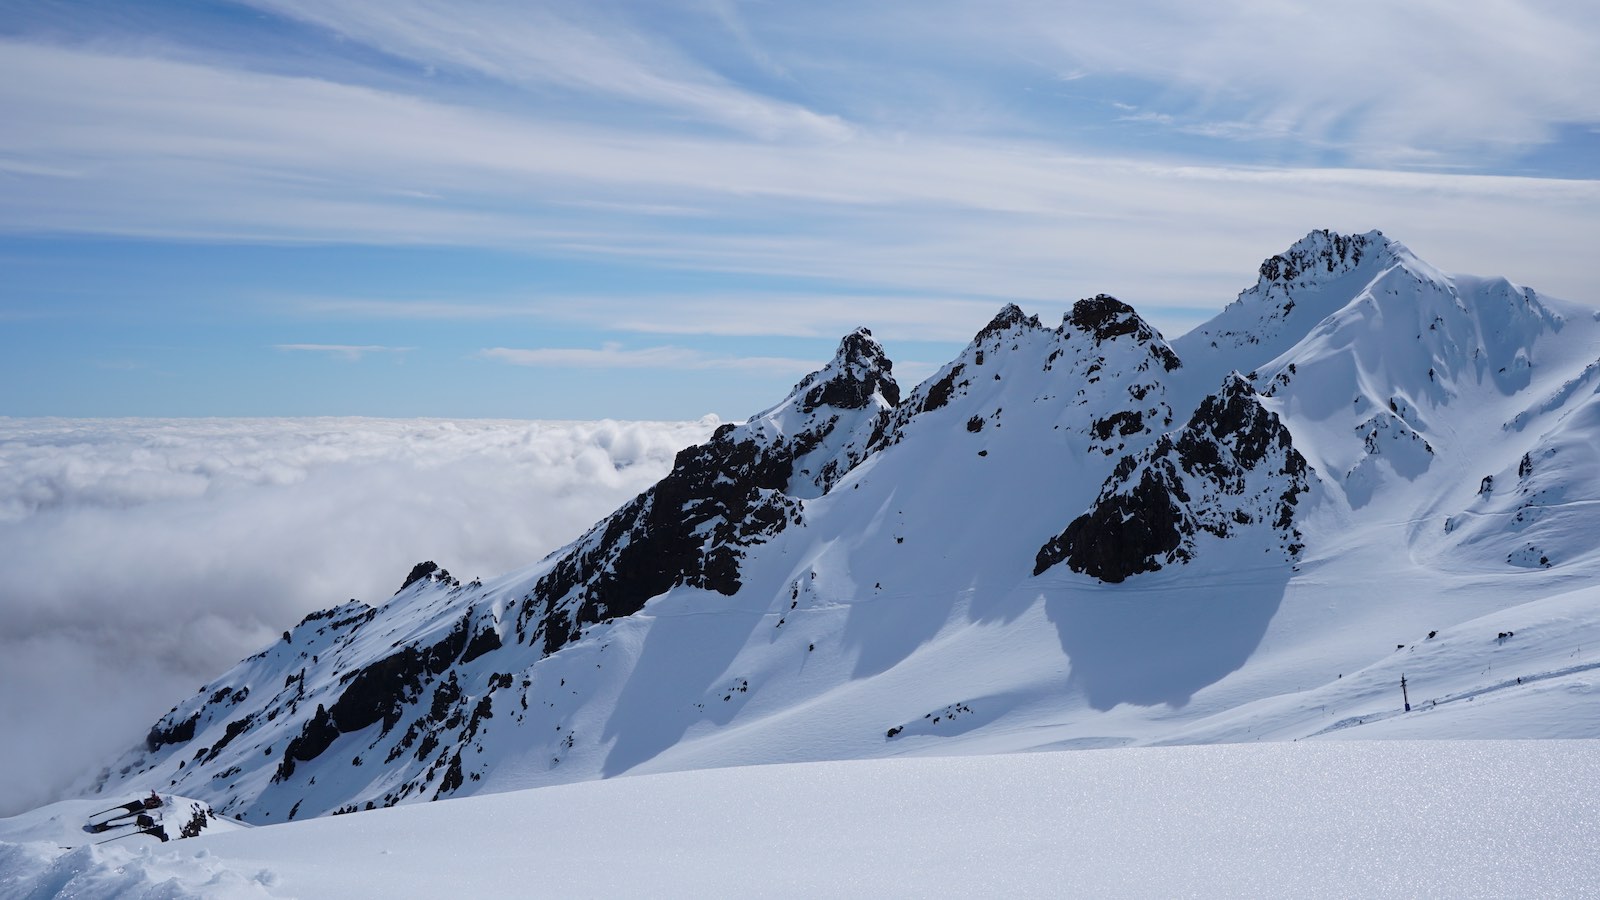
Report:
976,303,1042,341
1257,229,1386,288
1063,294,1181,372
1181,373,1274,467
1173,230,1399,381
799,328,900,412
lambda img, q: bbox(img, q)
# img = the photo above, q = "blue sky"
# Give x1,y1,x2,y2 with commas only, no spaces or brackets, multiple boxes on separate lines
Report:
2,0,1598,419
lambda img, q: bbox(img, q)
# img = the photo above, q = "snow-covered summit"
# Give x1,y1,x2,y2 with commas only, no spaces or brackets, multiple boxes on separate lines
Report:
1259,228,1387,287
67,230,1600,832
1175,229,1399,390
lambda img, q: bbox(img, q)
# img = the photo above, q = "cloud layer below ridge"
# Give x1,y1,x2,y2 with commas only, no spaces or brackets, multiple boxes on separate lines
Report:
0,416,715,816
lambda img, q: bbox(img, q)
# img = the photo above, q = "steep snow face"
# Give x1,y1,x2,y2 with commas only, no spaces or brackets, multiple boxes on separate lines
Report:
1174,229,1396,401
1440,362,1600,574
1037,373,1310,582
1233,239,1593,580
71,230,1600,830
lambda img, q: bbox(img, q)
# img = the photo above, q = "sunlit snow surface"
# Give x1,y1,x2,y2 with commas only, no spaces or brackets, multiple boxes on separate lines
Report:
4,741,1598,898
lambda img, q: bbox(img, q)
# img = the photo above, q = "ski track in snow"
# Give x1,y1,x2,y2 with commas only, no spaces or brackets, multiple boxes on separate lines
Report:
1310,658,1600,738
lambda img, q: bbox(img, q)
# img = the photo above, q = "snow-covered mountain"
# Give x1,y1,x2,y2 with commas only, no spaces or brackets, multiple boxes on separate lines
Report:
78,229,1600,825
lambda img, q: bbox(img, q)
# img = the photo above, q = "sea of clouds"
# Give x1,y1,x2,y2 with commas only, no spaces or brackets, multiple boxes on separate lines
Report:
0,416,717,816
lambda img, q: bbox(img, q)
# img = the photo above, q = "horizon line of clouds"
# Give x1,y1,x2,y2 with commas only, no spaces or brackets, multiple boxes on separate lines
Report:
0,416,720,816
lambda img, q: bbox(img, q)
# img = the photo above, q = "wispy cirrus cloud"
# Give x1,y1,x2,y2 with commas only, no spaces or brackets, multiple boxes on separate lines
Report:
1,35,1597,314
298,293,1004,342
781,0,1600,164
275,343,413,360
1016,0,1600,164
240,0,852,141
480,343,819,376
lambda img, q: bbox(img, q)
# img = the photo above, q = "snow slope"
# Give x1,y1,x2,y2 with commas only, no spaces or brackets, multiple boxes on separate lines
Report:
7,741,1599,898
59,229,1600,835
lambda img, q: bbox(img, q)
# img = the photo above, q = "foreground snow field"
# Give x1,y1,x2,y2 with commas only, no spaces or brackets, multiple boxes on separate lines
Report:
5,740,1597,898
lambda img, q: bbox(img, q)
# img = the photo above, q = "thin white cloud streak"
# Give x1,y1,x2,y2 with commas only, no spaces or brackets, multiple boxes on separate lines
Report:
274,343,412,360
1040,0,1600,164
0,416,718,816
235,0,1600,162
300,293,1005,343
241,0,851,141
479,343,819,375
787,0,1600,163
0,40,1596,320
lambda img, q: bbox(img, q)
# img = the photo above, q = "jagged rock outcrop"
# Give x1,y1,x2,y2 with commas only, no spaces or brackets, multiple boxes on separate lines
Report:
1067,294,1181,373
516,328,900,655
1257,229,1371,285
1037,373,1311,582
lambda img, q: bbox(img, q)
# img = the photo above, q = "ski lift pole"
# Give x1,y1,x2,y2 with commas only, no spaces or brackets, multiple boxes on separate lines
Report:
1401,673,1411,712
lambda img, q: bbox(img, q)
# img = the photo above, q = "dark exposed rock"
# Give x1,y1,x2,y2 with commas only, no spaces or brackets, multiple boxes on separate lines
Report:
975,303,1040,341
327,620,469,735
435,751,465,799
1037,373,1310,582
1258,229,1369,284
179,806,211,839
1036,452,1187,581
276,705,338,781
800,328,901,411
200,714,256,764
398,561,439,594
523,429,802,655
429,674,462,722
146,711,200,753
1066,295,1182,373
517,329,896,656
920,364,965,414
460,623,502,664
1090,410,1145,443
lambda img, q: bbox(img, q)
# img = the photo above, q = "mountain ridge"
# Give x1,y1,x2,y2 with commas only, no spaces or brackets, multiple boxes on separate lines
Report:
75,229,1600,824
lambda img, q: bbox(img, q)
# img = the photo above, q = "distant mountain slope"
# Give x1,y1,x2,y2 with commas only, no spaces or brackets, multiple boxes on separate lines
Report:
79,230,1600,824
